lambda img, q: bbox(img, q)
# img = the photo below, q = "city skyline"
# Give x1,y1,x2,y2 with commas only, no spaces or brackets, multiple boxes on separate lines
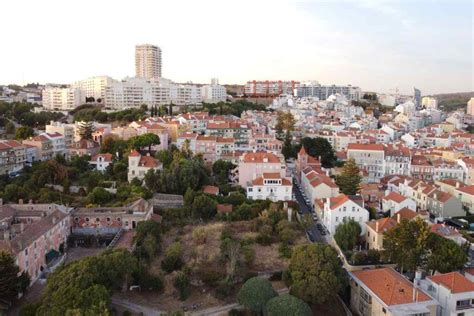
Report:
0,0,472,95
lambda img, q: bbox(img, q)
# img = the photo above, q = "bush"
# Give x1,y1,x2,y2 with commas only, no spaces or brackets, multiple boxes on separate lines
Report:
242,245,255,266
192,227,208,244
134,268,163,292
269,271,283,281
214,282,233,300
161,242,183,273
367,249,381,263
351,252,367,265
282,270,292,287
278,243,292,259
173,272,190,301
265,293,312,316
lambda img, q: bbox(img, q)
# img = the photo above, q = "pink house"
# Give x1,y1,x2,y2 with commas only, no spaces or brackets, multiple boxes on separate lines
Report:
0,202,71,284
195,135,217,162
237,151,286,188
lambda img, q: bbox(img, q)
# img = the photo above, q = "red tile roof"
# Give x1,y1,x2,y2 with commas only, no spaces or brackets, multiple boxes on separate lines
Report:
203,185,219,195
428,272,474,293
91,153,113,162
383,192,407,204
352,268,431,306
347,143,385,151
456,185,474,196
242,152,281,163
129,150,141,157
328,194,350,210
139,156,159,168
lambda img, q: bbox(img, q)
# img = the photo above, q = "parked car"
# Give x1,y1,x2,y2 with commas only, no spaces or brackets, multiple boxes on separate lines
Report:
306,231,315,242
312,214,318,221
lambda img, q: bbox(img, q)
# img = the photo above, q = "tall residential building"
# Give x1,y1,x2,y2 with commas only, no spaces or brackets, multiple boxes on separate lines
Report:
244,80,299,97
42,86,83,110
72,76,115,103
467,97,474,116
414,87,421,107
135,44,162,79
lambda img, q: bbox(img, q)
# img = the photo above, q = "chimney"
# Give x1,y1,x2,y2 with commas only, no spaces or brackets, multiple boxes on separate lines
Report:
3,230,10,240
18,199,23,204
397,213,401,224
52,216,56,225
375,221,379,232
456,181,460,188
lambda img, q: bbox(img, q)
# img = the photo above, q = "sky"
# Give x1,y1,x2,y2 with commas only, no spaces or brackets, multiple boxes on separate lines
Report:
0,0,472,95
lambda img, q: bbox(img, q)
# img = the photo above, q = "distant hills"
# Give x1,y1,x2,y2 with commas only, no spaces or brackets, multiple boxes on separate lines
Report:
429,91,474,111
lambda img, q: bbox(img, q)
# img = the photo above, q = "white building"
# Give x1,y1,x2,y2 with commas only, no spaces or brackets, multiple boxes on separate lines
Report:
46,121,75,147
301,169,339,207
201,79,227,103
72,76,115,103
127,150,162,182
89,153,113,172
296,81,361,101
135,44,162,79
246,173,292,202
321,194,369,236
419,272,474,316
381,192,417,216
41,132,67,158
422,96,438,109
42,86,83,110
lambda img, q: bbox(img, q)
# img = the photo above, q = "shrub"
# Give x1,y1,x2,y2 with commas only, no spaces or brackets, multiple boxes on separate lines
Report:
242,245,255,266
265,293,312,316
192,227,208,245
282,270,292,287
173,272,190,301
214,281,233,300
351,252,367,265
161,242,183,273
278,243,292,259
367,249,381,263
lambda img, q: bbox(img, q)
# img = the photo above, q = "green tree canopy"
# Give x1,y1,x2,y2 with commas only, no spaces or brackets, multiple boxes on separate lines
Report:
426,233,468,274
77,121,96,140
300,137,337,168
383,218,430,273
334,219,362,251
288,244,344,304
15,126,34,140
191,194,217,220
0,251,22,303
335,158,361,195
265,293,312,316
129,133,161,154
237,277,278,312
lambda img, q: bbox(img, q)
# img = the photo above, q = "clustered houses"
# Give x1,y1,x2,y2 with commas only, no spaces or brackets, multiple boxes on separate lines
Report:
0,202,72,284
0,197,154,287
0,140,28,175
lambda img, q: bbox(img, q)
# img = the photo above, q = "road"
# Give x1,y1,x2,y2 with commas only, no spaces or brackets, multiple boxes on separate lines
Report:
293,181,327,244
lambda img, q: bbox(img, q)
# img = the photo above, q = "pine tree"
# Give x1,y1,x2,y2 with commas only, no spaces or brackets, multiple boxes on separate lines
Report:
281,131,295,159
335,158,361,195
77,121,96,140
0,251,21,302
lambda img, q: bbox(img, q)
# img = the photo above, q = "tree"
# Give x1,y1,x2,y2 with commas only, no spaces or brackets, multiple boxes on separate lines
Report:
0,251,22,303
265,293,312,316
237,277,277,313
77,121,96,140
15,126,34,140
87,187,114,205
281,130,295,159
383,218,430,273
334,219,361,251
275,112,295,138
288,244,344,304
161,242,183,273
173,272,190,301
129,133,161,154
335,158,361,195
5,121,15,134
426,233,468,274
212,159,234,185
191,194,217,220
300,137,337,168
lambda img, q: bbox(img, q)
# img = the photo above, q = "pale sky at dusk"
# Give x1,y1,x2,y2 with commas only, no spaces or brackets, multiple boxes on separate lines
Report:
0,0,472,95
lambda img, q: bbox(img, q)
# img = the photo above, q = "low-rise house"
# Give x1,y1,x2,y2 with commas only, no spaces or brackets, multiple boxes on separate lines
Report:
365,207,419,250
42,132,67,158
237,151,286,188
69,138,100,157
301,168,339,208
0,140,27,175
246,172,292,202
295,146,322,182
0,202,71,284
419,272,474,316
432,160,465,182
382,191,416,216
89,153,113,172
72,198,153,232
127,150,162,182
454,185,474,212
23,135,54,161
202,185,219,196
349,268,438,316
320,194,369,236
427,189,464,219
430,223,466,246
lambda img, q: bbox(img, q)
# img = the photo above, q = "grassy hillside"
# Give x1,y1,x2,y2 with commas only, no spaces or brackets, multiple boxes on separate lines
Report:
428,91,474,111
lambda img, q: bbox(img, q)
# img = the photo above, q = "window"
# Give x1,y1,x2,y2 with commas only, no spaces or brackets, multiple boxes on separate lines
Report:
85,217,89,222
96,218,100,222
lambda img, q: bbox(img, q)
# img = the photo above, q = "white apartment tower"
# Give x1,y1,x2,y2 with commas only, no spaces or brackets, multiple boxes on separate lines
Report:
135,44,162,79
